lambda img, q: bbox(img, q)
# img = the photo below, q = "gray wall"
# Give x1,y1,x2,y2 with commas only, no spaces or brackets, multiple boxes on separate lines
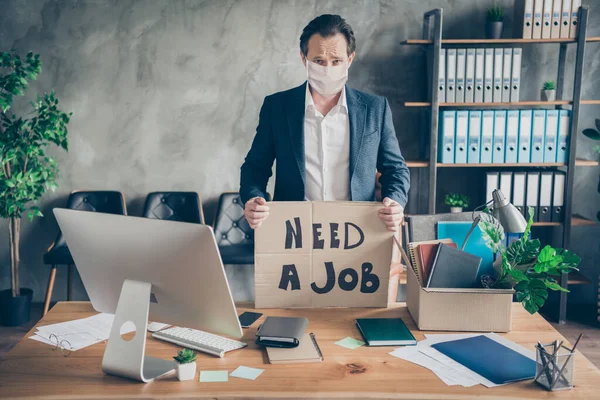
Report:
1,0,599,305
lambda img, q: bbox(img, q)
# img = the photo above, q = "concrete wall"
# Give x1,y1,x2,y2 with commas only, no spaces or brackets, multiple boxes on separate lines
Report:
1,0,599,305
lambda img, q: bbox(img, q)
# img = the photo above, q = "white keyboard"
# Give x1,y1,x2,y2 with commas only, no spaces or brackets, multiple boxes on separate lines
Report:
152,326,247,358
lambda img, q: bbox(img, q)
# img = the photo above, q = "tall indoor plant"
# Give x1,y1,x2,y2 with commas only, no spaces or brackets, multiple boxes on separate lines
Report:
0,50,71,325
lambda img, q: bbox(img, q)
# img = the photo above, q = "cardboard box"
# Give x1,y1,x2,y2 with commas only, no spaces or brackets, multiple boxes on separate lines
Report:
406,263,514,332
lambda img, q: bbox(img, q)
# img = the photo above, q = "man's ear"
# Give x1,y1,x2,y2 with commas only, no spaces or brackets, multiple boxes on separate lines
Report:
347,52,356,68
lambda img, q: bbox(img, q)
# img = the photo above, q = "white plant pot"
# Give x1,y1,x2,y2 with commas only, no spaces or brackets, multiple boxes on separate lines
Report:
450,207,463,213
541,89,556,101
176,362,197,381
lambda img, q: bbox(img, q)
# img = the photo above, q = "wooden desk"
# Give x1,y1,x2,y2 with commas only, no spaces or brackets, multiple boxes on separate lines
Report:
1,302,599,399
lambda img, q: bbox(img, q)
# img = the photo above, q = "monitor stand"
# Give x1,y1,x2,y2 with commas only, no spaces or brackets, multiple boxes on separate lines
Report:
102,279,175,382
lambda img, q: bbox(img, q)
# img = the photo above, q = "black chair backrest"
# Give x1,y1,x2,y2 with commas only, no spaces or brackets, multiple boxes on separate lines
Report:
214,193,254,247
143,192,204,224
53,191,127,249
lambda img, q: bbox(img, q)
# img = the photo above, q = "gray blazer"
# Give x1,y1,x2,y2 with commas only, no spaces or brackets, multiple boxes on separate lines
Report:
240,82,410,206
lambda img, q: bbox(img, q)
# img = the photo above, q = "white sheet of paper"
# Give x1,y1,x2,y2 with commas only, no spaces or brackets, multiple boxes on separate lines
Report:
389,347,460,386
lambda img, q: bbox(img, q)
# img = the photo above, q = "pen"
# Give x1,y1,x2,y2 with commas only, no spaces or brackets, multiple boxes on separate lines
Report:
551,334,583,388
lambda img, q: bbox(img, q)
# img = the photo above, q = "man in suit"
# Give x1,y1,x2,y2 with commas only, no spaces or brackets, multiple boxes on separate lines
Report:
240,14,410,232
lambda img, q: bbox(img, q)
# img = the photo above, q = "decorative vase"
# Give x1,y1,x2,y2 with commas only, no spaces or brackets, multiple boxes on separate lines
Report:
0,288,33,326
486,21,504,39
176,362,197,381
450,207,463,213
541,89,556,101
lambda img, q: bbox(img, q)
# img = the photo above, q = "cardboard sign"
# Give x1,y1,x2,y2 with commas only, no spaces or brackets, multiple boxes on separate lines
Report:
254,201,393,308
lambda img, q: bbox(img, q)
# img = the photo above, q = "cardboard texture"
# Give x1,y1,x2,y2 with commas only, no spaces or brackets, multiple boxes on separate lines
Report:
254,201,393,308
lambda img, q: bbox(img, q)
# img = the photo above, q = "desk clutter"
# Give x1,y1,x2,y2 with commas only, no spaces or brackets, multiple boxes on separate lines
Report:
486,171,565,222
439,109,570,164
439,48,522,104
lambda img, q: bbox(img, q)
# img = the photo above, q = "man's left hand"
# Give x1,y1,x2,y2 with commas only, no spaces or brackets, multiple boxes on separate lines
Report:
379,197,404,232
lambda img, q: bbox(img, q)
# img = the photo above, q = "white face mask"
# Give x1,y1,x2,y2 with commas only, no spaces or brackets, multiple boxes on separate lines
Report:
306,60,348,97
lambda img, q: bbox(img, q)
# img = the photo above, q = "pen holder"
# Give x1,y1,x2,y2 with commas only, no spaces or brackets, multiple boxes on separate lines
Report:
535,343,575,391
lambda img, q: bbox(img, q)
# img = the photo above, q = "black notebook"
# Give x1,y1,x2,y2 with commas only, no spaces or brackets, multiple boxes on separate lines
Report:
256,316,308,348
426,243,482,288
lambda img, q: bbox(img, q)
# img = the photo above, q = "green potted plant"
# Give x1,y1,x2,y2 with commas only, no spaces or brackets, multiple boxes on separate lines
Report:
173,348,197,381
0,50,71,326
478,207,581,314
444,193,469,213
486,6,504,39
541,80,556,101
582,120,600,221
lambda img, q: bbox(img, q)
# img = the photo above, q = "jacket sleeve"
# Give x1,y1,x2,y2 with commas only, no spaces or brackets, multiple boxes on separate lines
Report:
239,96,275,205
377,98,410,208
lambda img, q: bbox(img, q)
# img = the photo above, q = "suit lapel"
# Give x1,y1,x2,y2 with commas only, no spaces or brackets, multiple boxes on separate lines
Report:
346,86,367,181
285,82,307,185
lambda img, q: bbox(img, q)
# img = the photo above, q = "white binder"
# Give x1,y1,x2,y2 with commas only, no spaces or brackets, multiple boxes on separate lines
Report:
557,110,570,163
539,171,554,222
455,111,469,164
510,48,522,102
551,0,562,38
502,49,512,103
560,0,572,38
486,172,500,209
465,48,475,103
499,172,513,203
446,49,456,103
544,110,559,163
456,49,466,103
484,48,494,103
438,49,446,103
552,172,565,222
518,110,533,163
439,111,456,164
515,0,534,39
512,172,527,218
542,0,553,38
526,172,541,221
493,111,506,164
531,110,546,163
468,111,482,164
481,111,494,163
505,110,519,163
493,48,503,103
570,0,581,38
474,49,484,103
533,0,544,39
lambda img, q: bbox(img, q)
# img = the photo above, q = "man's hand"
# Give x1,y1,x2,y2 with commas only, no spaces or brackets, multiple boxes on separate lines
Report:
379,197,404,232
244,197,270,229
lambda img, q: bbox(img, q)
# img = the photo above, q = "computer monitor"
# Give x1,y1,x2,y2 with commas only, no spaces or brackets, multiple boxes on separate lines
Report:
53,208,243,382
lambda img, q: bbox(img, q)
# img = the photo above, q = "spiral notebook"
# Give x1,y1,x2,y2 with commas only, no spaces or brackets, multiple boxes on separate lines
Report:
266,333,323,364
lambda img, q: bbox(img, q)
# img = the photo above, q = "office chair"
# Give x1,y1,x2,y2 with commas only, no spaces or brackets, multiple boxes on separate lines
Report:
142,192,205,224
43,191,127,316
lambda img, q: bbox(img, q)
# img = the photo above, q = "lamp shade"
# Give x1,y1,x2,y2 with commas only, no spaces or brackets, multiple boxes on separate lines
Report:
492,189,528,233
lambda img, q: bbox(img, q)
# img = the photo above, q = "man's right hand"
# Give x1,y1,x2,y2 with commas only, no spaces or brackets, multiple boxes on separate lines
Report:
244,197,270,229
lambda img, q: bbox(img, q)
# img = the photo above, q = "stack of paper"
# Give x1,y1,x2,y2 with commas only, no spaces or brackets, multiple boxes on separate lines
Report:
389,333,536,388
29,313,134,351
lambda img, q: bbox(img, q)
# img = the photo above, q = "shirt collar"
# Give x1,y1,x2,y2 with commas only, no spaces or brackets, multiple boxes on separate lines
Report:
305,84,348,114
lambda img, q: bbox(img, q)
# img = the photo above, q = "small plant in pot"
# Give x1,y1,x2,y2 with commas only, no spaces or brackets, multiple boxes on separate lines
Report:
0,51,71,326
541,80,556,101
582,120,600,221
486,6,504,39
444,193,469,213
173,348,197,381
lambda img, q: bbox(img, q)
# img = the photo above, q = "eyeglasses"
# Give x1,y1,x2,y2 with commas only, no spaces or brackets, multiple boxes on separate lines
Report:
49,333,73,357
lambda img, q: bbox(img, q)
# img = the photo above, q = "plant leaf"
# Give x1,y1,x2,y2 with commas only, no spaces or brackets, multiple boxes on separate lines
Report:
595,118,600,133
583,129,600,140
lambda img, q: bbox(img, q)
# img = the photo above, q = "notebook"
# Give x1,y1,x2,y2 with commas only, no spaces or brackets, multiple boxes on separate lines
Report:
426,244,482,288
418,242,457,283
355,318,416,346
432,335,536,384
266,333,323,364
256,316,308,348
408,239,453,283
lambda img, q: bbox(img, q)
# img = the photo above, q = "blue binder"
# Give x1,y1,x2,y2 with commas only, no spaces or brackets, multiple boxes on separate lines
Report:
455,111,469,164
439,111,456,164
481,111,494,163
492,110,506,164
518,110,532,163
531,110,546,163
557,110,570,163
468,111,482,164
505,110,519,163
544,110,559,163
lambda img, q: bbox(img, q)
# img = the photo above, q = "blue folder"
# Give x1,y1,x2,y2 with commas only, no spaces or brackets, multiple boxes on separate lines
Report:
432,335,536,385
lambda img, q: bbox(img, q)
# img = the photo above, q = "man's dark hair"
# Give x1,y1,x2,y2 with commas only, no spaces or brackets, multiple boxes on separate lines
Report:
300,14,356,57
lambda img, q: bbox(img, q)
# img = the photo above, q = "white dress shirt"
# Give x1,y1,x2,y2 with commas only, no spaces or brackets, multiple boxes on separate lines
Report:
304,85,351,201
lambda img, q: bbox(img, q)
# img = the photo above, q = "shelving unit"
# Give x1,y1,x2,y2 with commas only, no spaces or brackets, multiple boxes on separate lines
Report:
403,7,598,324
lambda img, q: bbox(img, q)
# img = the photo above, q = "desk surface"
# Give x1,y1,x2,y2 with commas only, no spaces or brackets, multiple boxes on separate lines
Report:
1,302,599,400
